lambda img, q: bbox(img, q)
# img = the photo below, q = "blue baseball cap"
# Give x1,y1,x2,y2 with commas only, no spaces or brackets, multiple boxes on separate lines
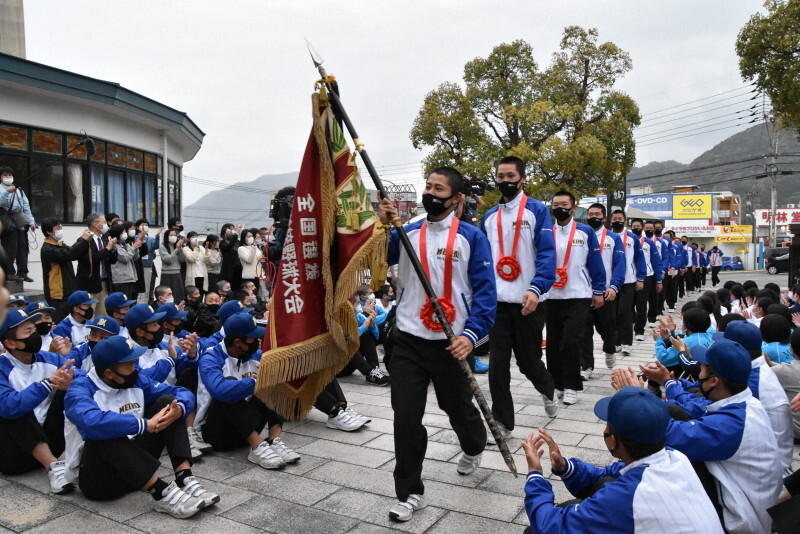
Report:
594,387,669,444
104,292,136,312
68,290,97,308
86,316,120,336
8,293,29,306
124,303,166,330
0,309,42,339
25,301,55,316
693,339,752,383
218,300,253,323
224,313,265,340
721,320,762,351
92,336,146,369
156,302,188,321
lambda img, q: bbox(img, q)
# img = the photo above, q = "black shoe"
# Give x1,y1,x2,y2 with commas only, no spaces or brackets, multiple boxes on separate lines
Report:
7,274,21,281
366,367,390,386
22,276,33,283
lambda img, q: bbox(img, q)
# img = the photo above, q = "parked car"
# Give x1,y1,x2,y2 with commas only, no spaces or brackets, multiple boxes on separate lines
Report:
766,253,789,275
721,256,744,271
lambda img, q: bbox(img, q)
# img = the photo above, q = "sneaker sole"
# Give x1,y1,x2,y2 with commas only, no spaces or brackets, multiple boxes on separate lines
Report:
248,457,285,469
389,502,427,522
52,483,74,495
156,502,204,519
326,422,362,432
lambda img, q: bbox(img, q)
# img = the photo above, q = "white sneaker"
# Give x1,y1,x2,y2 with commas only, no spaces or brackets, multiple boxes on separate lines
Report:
247,441,286,469
179,475,220,508
635,334,645,342
563,389,578,405
647,322,656,328
153,480,204,519
542,394,559,418
486,421,510,446
345,407,370,424
189,443,203,460
456,452,482,475
614,345,622,353
327,409,366,431
48,460,73,494
604,352,616,369
580,368,592,381
621,345,631,355
389,493,427,522
555,389,565,401
270,437,301,464
188,426,212,452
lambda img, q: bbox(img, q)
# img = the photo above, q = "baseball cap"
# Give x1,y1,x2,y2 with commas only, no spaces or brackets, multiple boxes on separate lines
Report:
92,336,146,369
124,303,166,330
8,294,29,306
224,313,265,340
68,290,97,308
25,301,55,315
86,316,120,336
218,300,252,323
0,309,42,339
104,292,136,312
156,302,188,321
721,320,762,351
594,386,669,444
692,339,752,384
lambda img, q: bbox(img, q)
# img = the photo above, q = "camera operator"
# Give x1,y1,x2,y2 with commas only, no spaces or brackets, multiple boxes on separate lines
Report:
268,187,294,267
459,176,486,228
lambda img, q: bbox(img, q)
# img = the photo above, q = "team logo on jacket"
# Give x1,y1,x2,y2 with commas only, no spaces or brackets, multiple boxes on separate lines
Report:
435,248,461,261
118,402,141,413
571,239,585,246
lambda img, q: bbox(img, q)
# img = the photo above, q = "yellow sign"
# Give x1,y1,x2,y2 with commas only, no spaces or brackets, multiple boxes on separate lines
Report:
672,194,712,219
721,225,753,234
715,235,751,243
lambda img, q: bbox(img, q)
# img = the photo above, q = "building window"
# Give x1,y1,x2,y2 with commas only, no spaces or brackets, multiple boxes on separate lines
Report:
168,163,181,221
107,144,125,167
144,174,157,223
32,131,62,154
0,125,27,150
90,166,104,215
107,169,125,218
126,172,143,221
29,156,64,221
66,163,84,222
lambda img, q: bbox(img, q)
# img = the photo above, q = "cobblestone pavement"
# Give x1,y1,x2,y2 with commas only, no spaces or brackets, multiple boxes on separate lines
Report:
1,288,797,533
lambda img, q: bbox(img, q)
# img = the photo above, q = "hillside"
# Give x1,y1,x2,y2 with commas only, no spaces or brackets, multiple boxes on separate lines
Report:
628,124,800,209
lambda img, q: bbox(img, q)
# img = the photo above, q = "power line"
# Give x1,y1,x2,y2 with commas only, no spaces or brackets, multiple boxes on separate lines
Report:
640,85,755,118
637,116,757,144
637,122,759,148
636,101,766,130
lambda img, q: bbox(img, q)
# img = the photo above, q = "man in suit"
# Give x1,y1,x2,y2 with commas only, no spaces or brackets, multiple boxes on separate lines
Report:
76,213,118,317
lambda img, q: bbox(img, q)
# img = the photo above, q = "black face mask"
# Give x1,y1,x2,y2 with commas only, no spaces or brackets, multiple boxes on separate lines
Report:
611,221,625,232
110,369,139,389
587,217,604,230
239,337,260,357
498,180,522,199
422,193,453,217
35,322,53,336
14,331,42,354
225,290,235,301
697,375,715,400
206,304,220,314
681,240,688,246
552,207,571,222
654,229,662,237
142,328,164,348
644,230,654,238
75,307,94,322
631,227,642,236
88,339,99,351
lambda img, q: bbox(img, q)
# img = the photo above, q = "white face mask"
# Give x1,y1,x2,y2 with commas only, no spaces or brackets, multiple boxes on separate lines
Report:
54,229,63,241
100,223,109,233
245,237,254,245
168,235,178,244
141,225,149,234
2,177,13,186
163,297,174,304
127,229,136,238
190,237,198,245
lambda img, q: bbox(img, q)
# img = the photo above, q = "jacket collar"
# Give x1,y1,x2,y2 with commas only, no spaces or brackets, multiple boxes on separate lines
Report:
500,191,525,210
707,388,751,412
426,211,456,231
619,448,669,476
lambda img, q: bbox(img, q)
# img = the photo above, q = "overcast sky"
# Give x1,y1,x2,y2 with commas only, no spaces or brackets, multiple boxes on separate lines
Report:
24,0,766,204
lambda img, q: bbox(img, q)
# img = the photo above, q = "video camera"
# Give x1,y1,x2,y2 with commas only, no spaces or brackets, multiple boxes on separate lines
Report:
464,179,488,197
269,195,293,229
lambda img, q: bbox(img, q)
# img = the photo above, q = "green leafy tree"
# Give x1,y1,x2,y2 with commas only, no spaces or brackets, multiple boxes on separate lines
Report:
736,0,800,133
410,26,641,204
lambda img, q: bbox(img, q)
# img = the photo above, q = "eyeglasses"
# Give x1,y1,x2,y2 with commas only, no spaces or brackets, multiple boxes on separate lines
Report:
603,432,613,439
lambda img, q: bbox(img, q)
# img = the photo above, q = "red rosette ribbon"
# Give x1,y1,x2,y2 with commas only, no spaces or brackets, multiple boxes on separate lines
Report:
496,256,521,282
553,267,568,289
420,297,456,332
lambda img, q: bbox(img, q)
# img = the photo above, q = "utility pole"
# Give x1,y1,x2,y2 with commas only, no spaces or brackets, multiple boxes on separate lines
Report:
768,127,779,247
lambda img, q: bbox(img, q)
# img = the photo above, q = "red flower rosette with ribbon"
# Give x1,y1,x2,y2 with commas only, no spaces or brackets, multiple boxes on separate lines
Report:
553,267,568,289
496,256,521,282
419,297,456,332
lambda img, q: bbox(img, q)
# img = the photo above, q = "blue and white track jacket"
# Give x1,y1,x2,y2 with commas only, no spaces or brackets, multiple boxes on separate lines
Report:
595,228,626,292
195,341,260,427
0,350,75,423
481,194,556,303
665,388,782,533
524,448,723,533
750,356,793,472
52,315,90,346
64,368,193,482
639,236,662,282
388,212,496,345
614,230,646,284
132,339,198,386
545,220,606,300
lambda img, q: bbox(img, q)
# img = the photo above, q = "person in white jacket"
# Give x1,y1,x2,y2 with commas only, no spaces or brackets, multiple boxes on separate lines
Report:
182,232,208,294
237,229,263,286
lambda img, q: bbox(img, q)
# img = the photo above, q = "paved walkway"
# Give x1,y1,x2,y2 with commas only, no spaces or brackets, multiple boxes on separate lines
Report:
1,292,797,533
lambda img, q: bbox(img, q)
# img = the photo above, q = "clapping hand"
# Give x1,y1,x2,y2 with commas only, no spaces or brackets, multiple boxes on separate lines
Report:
147,400,182,433
639,360,673,385
611,367,644,391
669,335,687,353
532,428,566,473
792,312,800,328
49,359,75,391
521,432,545,473
791,393,800,413
177,333,198,359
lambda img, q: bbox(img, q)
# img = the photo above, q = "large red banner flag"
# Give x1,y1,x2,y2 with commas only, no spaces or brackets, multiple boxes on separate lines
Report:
256,90,387,419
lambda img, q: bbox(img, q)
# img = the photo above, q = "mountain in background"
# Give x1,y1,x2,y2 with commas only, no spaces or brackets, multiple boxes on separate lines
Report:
182,171,298,234
627,124,800,210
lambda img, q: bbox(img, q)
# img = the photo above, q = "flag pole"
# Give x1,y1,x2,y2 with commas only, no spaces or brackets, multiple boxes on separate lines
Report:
307,41,517,477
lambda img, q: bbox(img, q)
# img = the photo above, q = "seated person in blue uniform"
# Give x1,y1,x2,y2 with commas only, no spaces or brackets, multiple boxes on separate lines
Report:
6,293,28,310
0,309,80,494
104,292,136,339
25,300,62,353
64,336,219,518
66,315,120,371
522,386,723,533
52,290,96,346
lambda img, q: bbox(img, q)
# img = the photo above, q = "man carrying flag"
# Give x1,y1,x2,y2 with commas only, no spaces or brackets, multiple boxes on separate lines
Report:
377,166,496,522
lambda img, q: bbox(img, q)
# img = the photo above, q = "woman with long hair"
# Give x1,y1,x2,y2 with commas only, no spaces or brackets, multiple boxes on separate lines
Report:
159,227,185,304
110,222,143,300
219,223,242,289
204,234,222,291
237,228,263,288
182,230,208,296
